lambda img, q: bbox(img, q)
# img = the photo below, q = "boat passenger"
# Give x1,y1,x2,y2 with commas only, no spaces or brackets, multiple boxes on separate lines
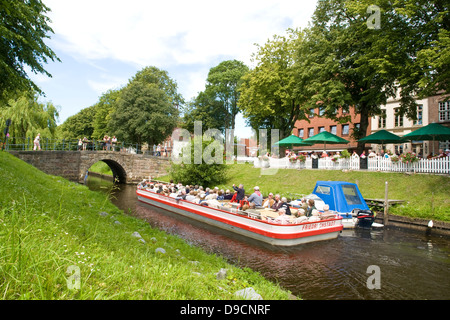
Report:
185,191,197,202
294,209,308,223
270,194,281,209
306,199,316,217
262,193,274,208
274,208,291,224
232,184,245,202
308,209,321,222
320,204,336,220
217,190,224,201
248,186,263,208
275,197,291,215
169,188,178,198
223,190,233,200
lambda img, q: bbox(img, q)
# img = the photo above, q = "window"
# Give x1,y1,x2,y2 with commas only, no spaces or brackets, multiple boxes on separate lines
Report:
330,125,337,135
319,107,325,116
342,124,349,135
319,126,326,133
394,108,403,127
439,101,450,122
341,185,362,205
316,185,331,195
414,105,423,125
298,128,304,138
308,108,315,118
378,110,386,129
308,128,314,137
439,140,450,151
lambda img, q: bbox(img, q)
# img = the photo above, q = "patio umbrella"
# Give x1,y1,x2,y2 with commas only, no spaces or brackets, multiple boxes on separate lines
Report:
358,129,405,150
274,134,313,149
402,122,450,155
302,131,349,151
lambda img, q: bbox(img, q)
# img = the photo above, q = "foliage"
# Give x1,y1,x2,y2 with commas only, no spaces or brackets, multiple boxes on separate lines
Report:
400,151,419,164
108,79,179,146
0,0,60,103
169,136,228,187
0,91,59,143
206,60,248,130
239,29,307,140
340,149,351,159
181,90,227,134
92,89,122,140
57,105,96,140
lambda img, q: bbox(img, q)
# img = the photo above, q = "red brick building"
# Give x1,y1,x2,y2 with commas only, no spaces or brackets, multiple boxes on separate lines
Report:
293,106,371,153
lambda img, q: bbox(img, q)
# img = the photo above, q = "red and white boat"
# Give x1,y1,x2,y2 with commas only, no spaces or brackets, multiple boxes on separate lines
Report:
136,188,343,246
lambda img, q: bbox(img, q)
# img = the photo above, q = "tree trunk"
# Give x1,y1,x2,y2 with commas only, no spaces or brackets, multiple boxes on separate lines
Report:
356,104,370,154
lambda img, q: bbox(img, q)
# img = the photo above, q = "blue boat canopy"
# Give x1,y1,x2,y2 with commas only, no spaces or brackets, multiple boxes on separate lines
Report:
312,181,369,213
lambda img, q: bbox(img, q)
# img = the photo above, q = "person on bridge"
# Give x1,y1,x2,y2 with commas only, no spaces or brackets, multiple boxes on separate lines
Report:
33,133,41,151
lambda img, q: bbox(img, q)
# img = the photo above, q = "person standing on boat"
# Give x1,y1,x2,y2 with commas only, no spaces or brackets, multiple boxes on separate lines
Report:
232,184,245,202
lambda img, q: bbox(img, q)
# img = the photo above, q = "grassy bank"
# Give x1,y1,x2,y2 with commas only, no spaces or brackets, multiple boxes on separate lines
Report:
160,163,450,222
0,152,291,300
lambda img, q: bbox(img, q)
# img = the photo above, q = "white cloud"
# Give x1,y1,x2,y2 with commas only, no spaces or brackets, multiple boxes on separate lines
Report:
45,0,317,68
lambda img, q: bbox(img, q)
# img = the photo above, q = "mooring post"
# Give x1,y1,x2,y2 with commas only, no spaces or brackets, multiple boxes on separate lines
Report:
383,181,389,226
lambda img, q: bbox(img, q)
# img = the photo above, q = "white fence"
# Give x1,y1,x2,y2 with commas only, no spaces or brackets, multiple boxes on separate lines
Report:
253,156,450,174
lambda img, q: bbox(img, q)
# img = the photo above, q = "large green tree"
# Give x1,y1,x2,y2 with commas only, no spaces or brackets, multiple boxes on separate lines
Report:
295,0,449,152
181,89,227,134
108,67,181,146
239,29,307,140
206,60,248,130
56,105,96,140
0,0,60,103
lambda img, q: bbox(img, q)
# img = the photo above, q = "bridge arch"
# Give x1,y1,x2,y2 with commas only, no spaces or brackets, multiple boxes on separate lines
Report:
96,159,127,184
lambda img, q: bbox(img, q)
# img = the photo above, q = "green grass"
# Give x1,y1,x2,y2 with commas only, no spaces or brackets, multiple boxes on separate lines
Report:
89,161,113,176
160,163,450,222
0,152,291,300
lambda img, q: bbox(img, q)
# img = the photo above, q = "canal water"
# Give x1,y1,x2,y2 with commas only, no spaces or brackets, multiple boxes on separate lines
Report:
87,176,450,300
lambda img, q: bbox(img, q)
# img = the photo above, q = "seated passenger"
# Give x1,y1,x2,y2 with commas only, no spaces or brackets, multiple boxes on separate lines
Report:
274,208,291,224
320,204,336,220
270,194,281,209
217,190,224,201
262,193,275,208
248,186,263,208
223,190,233,200
308,209,321,222
306,199,316,217
185,191,197,202
275,197,291,215
294,209,308,223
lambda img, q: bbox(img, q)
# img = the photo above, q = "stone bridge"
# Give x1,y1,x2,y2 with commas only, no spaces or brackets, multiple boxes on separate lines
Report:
7,150,171,184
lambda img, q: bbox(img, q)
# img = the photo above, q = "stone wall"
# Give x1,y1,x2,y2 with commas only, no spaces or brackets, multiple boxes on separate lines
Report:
8,150,171,184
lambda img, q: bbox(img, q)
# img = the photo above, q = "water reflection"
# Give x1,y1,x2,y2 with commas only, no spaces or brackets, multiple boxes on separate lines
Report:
86,176,450,300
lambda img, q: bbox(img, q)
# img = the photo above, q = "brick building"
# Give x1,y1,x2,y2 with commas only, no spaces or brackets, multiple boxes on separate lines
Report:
293,106,371,153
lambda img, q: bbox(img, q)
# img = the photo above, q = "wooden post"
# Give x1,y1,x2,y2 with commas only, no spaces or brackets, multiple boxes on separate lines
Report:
383,181,389,226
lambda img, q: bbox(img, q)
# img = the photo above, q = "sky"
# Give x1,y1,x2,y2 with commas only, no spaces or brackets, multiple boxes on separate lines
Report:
31,0,319,138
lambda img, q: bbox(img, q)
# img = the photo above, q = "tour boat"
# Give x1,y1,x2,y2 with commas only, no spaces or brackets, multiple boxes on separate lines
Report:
136,187,343,247
293,181,380,229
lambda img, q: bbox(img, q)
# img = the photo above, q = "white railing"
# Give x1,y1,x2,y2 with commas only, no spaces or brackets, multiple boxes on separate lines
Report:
253,156,450,174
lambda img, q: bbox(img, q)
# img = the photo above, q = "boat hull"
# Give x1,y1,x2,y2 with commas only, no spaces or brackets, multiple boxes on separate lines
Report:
137,189,343,247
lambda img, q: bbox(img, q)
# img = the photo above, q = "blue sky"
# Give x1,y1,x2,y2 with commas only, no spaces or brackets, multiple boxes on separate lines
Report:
32,0,318,138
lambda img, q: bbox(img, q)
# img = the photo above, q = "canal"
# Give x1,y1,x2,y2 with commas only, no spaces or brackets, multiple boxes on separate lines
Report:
87,176,450,300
